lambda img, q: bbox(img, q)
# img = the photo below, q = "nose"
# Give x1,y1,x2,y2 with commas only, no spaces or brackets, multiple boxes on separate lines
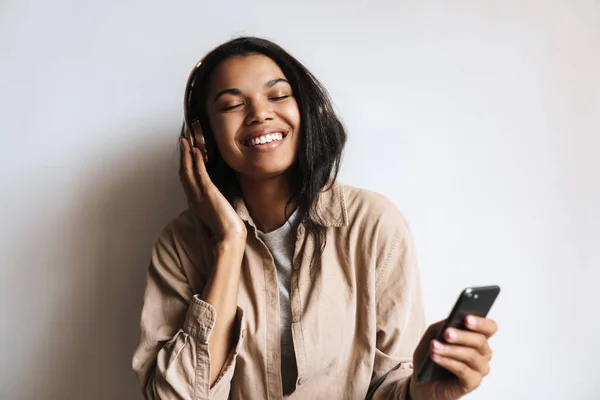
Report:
245,97,274,125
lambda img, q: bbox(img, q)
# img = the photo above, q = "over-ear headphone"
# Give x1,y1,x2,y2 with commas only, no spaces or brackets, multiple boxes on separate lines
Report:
182,58,208,163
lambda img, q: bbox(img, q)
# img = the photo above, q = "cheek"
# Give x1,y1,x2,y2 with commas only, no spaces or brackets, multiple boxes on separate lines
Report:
282,101,301,128
286,101,300,126
209,116,239,150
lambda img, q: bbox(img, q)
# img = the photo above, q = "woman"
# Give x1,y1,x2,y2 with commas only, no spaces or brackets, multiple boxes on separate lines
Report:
132,37,498,400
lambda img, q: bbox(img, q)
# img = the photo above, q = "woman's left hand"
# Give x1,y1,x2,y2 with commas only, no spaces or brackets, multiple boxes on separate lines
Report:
409,316,498,400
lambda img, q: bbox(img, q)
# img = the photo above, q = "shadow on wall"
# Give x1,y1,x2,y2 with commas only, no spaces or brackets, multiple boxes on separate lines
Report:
18,122,185,400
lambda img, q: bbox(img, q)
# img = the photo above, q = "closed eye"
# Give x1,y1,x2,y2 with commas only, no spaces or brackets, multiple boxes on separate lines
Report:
222,103,243,111
270,95,290,101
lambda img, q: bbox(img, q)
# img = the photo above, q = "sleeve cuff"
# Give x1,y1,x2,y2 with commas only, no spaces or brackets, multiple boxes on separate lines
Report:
183,295,218,343
210,307,245,394
183,295,246,345
181,296,246,397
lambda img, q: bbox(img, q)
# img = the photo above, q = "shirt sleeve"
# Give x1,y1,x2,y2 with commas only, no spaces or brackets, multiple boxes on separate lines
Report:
132,221,245,400
367,210,427,400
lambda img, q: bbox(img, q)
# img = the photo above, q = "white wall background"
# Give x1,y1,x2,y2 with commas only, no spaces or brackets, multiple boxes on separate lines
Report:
1,1,598,399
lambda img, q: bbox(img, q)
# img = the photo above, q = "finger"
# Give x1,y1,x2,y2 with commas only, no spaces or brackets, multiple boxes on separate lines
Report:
192,147,211,189
465,316,498,338
178,138,190,185
179,138,199,198
431,340,491,375
444,328,492,357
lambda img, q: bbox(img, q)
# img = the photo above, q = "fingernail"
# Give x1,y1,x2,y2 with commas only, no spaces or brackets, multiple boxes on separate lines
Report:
467,316,477,326
433,340,445,351
446,329,457,341
432,354,442,362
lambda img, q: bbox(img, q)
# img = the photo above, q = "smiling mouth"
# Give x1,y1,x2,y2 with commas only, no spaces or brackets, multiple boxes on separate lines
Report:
242,132,287,147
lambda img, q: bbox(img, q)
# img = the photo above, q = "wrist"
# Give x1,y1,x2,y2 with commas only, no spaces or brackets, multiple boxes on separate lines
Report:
220,228,246,246
215,238,245,259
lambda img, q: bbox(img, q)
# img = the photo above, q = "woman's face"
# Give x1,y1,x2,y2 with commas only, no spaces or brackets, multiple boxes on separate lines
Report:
206,55,301,180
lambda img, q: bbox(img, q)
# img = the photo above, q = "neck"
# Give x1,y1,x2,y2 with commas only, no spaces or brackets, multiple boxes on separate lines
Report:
238,172,298,233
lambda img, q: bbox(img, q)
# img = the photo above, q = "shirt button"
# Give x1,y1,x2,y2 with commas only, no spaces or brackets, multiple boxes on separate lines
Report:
298,377,306,385
292,314,300,323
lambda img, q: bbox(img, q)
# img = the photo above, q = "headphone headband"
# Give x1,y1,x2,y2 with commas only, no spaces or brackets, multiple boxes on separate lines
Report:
183,59,203,127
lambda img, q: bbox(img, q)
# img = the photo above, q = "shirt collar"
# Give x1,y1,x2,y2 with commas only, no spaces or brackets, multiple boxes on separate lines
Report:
232,180,348,228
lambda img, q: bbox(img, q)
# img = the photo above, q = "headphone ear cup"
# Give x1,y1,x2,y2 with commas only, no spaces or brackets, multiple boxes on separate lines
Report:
190,120,208,163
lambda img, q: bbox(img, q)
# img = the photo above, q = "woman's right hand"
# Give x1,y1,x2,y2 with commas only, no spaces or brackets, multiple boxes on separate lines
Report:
179,138,247,245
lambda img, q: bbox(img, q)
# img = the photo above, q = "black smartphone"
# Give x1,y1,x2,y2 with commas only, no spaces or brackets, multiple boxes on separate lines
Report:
415,285,500,383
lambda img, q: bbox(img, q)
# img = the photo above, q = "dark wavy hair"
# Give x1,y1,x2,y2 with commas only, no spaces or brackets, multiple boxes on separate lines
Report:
184,36,347,272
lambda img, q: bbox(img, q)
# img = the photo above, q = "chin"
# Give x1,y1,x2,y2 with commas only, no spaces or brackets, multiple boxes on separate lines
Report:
237,161,295,181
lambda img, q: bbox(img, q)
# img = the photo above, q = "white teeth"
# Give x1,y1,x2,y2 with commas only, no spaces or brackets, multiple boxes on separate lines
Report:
246,132,285,146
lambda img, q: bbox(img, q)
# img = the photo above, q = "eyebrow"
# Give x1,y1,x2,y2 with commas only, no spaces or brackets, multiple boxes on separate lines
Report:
265,78,289,88
213,78,290,102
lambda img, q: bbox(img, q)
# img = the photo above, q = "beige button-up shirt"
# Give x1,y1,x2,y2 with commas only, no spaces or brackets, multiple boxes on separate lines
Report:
132,181,426,399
